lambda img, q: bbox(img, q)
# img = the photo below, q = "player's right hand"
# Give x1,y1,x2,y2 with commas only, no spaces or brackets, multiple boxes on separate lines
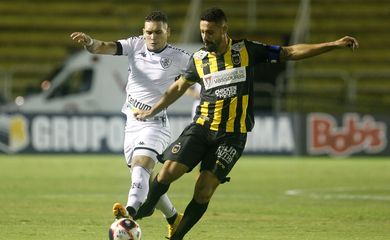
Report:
70,32,93,46
133,109,153,121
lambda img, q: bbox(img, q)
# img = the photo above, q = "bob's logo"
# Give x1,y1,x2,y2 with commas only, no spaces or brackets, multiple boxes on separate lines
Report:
308,113,387,156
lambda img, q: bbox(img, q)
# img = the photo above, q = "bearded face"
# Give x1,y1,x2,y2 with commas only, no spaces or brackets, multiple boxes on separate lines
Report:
200,20,227,54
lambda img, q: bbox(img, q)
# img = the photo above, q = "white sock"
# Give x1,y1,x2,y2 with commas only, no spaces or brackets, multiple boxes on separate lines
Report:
155,193,177,219
126,166,150,212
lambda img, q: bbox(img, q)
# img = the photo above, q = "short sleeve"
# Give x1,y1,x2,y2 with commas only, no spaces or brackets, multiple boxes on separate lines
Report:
182,55,201,83
116,36,143,56
179,51,191,75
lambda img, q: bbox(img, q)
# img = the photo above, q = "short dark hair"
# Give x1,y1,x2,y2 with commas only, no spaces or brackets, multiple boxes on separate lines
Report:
145,11,168,23
200,7,227,24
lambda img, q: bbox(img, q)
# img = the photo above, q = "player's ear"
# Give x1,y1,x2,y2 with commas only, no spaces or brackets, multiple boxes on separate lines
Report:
222,23,228,35
167,26,171,37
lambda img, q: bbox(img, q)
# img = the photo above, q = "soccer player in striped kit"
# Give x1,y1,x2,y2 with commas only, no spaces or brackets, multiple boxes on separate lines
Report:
70,11,190,238
133,7,358,239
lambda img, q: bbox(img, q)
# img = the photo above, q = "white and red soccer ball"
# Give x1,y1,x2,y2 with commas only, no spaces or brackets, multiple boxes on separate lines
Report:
109,218,142,240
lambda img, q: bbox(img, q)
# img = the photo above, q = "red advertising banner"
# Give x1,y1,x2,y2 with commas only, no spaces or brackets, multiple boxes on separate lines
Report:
307,113,388,156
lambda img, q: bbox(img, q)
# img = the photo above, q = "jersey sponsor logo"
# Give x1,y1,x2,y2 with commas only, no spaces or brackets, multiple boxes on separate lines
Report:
215,86,237,99
203,67,246,90
126,94,152,111
160,57,172,69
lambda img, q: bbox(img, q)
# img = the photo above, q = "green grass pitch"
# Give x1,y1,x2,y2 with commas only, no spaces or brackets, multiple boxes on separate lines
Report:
1,155,389,239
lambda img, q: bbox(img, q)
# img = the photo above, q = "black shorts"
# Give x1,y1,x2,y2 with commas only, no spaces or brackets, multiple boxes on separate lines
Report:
162,123,247,183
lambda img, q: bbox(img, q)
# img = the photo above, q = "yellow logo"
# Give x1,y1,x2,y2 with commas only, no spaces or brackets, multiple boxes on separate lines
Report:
0,114,29,153
171,143,181,154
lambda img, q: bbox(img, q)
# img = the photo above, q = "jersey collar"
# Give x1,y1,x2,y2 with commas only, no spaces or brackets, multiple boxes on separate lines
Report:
147,44,168,54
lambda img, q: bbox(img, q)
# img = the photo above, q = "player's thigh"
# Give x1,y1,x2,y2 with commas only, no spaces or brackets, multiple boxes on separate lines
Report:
162,123,208,171
124,121,170,167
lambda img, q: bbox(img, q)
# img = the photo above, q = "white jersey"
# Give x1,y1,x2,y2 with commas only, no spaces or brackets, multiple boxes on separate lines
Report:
117,36,190,118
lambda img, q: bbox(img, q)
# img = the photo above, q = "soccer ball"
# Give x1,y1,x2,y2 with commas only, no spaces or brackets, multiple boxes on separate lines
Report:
109,218,142,240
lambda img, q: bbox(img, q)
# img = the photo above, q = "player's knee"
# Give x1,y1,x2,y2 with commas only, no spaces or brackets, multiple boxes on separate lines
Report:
131,155,155,171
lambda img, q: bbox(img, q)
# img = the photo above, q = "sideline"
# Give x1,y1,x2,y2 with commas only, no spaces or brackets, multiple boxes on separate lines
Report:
286,187,390,201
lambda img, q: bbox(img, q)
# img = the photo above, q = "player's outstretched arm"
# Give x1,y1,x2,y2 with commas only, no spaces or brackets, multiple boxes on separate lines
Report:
134,76,193,121
280,36,359,61
70,32,117,55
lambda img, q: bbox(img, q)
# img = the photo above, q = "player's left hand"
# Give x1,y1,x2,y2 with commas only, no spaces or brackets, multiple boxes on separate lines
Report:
335,36,359,51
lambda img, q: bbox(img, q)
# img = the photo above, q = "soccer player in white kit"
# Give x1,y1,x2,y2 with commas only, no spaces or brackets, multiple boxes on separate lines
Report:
70,11,190,238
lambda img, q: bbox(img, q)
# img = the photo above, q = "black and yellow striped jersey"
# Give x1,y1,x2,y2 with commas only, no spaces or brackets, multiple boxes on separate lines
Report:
183,38,281,133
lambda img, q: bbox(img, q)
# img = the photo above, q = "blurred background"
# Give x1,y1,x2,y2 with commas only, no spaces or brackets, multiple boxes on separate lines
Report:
1,0,389,112
0,0,389,156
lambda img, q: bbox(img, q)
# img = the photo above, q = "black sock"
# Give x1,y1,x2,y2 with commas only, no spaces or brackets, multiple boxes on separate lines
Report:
135,176,170,219
166,212,178,225
171,198,209,240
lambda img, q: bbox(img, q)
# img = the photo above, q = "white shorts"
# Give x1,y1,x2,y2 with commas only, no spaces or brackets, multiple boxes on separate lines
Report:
123,116,170,167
